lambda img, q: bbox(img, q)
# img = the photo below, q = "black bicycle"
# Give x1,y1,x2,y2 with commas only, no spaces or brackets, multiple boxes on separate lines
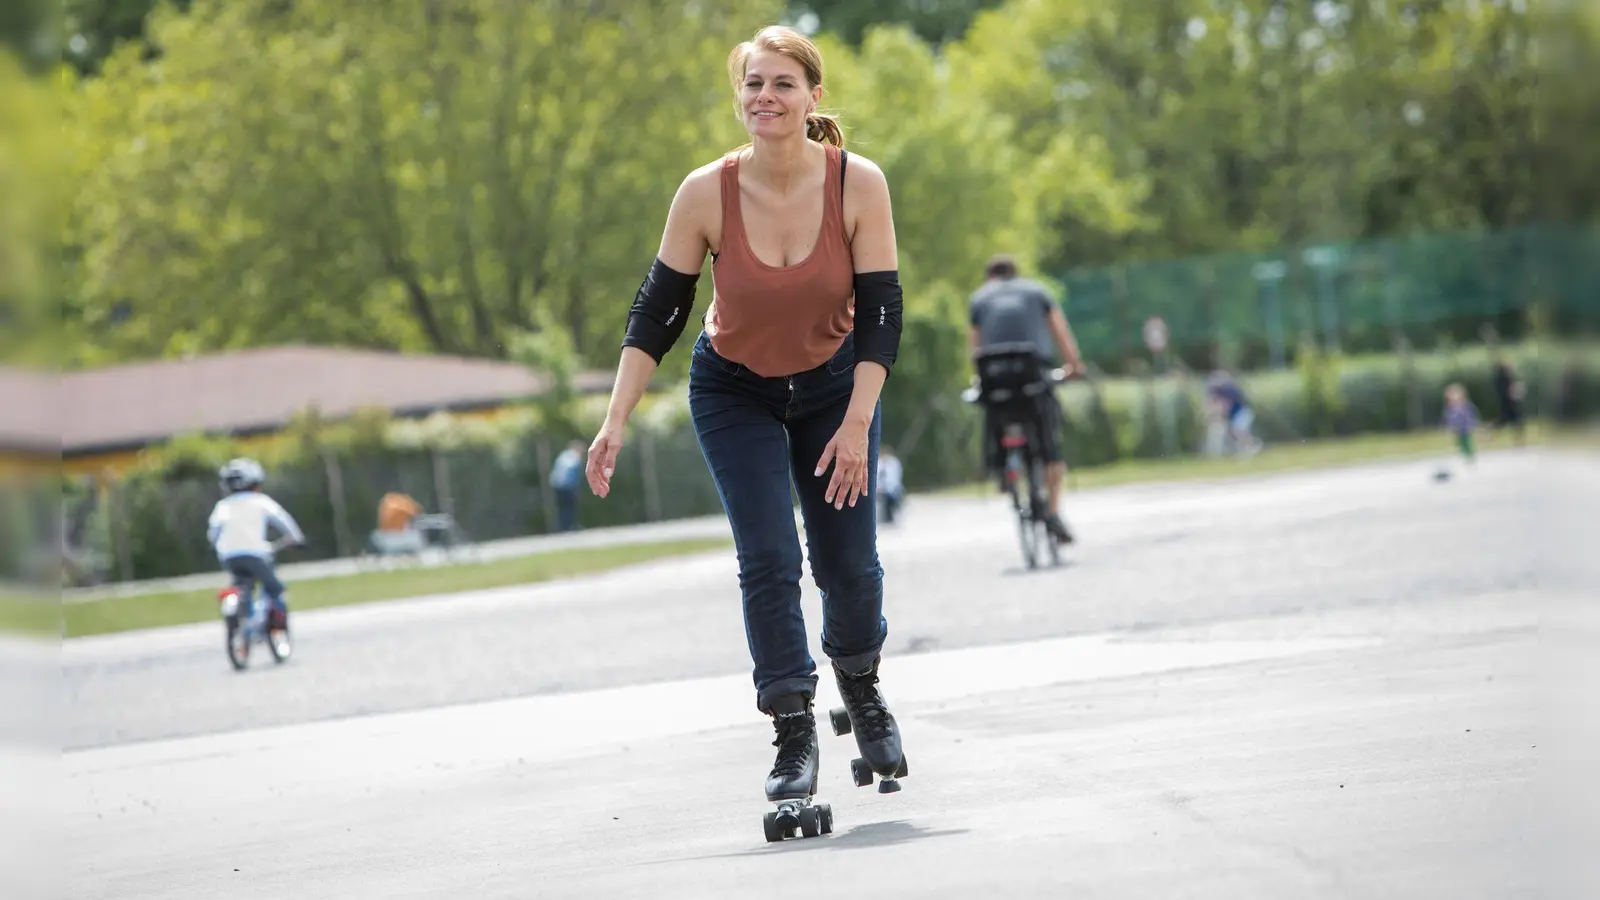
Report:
962,344,1071,570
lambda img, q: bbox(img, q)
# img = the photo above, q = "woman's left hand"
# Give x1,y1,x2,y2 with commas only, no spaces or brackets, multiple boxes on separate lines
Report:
816,416,872,509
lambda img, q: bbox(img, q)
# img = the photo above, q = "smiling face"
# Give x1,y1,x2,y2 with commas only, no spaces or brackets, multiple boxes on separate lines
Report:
728,27,826,142
738,49,820,139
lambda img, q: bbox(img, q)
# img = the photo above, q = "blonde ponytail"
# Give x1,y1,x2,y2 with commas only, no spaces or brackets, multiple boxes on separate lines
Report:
806,112,844,147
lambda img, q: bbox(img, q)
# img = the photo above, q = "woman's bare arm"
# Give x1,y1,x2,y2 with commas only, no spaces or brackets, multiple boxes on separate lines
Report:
601,165,717,428
840,154,899,427
589,164,717,496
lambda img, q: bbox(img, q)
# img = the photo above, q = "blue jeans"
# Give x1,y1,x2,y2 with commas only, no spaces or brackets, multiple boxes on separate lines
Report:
688,331,888,713
221,554,288,615
554,487,579,532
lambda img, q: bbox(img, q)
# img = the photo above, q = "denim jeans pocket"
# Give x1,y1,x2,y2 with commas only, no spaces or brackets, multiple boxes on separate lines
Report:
823,334,857,376
692,332,743,377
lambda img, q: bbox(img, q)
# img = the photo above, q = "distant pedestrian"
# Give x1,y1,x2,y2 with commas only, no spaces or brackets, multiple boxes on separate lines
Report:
1204,370,1261,457
1443,383,1481,465
876,445,905,525
1490,357,1526,445
549,441,585,531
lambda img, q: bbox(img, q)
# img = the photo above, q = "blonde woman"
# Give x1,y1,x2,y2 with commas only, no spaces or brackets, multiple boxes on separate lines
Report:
586,26,910,838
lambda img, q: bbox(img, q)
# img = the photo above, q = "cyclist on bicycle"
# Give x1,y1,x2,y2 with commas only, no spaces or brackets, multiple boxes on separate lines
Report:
207,457,304,635
968,254,1086,545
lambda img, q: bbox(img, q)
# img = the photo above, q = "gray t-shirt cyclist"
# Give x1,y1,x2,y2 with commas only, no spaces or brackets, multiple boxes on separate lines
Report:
968,276,1060,364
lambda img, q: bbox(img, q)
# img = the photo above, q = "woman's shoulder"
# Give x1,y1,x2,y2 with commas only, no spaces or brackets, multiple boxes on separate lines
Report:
661,156,730,226
838,148,892,231
672,155,734,204
839,149,888,187
839,148,891,210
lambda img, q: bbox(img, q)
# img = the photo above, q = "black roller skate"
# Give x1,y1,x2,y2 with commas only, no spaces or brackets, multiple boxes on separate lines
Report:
761,694,833,843
828,658,909,793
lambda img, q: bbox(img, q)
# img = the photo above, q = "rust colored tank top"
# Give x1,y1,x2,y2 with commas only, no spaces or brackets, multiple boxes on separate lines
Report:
705,143,855,379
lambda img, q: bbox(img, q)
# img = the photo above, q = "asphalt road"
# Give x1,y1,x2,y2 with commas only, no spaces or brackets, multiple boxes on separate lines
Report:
53,447,1597,899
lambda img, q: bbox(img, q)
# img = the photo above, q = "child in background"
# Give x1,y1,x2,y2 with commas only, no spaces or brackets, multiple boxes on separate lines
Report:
1442,383,1481,466
209,457,305,633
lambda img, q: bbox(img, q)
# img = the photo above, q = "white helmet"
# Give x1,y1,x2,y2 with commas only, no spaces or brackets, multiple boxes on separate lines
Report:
219,457,266,493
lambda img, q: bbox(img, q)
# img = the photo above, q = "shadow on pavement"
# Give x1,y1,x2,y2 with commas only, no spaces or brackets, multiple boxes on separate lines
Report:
998,560,1075,578
637,818,969,865
816,818,971,851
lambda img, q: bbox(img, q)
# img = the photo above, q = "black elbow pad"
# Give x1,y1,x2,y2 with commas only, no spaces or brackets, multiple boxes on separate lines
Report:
621,258,700,363
853,270,903,374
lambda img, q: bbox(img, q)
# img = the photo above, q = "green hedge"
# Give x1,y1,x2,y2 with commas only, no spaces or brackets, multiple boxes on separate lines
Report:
73,339,1597,581
909,338,1598,489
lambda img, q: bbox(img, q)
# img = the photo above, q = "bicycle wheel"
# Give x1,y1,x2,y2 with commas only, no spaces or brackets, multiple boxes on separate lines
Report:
1012,450,1041,570
225,617,249,671
1033,455,1061,567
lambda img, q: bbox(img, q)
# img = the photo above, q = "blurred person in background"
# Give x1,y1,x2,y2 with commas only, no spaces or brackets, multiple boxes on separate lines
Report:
876,445,904,525
1491,356,1526,446
1204,369,1262,457
1443,382,1481,467
370,490,426,556
208,458,304,637
549,440,585,532
968,254,1085,545
582,25,911,809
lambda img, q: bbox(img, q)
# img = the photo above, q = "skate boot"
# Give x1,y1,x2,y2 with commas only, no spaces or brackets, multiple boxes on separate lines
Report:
764,694,819,802
828,658,910,793
761,694,832,843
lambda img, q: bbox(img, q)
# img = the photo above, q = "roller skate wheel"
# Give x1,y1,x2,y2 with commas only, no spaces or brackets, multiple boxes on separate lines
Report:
850,757,874,788
763,811,783,843
829,707,852,736
800,806,821,838
774,802,801,832
817,804,834,835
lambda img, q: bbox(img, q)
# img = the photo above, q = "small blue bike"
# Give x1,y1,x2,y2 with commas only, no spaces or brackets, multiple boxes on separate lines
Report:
217,538,296,671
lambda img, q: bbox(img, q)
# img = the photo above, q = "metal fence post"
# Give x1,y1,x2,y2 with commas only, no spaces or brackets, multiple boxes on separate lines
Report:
639,428,662,523
322,450,352,558
534,437,557,533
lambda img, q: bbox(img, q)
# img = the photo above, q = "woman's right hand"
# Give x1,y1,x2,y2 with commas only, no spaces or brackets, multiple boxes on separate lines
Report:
586,418,627,498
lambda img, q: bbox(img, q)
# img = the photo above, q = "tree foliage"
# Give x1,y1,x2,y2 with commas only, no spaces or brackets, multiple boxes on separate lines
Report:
52,0,1571,372
788,0,1002,47
960,0,1558,271
0,51,69,367
66,0,783,364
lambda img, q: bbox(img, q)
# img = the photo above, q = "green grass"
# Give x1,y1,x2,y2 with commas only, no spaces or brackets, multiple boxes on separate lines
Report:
64,537,732,638
0,588,61,639
933,423,1565,497
63,421,1590,638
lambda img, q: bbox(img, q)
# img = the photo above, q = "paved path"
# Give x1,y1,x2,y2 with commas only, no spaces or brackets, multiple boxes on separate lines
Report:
49,448,1595,899
62,513,737,603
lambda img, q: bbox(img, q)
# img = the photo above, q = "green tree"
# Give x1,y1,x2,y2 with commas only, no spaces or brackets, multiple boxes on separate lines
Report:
1526,0,1597,226
818,25,1139,312
66,0,782,364
1,0,55,71
789,0,1003,47
0,52,70,368
61,0,197,75
957,0,1542,270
